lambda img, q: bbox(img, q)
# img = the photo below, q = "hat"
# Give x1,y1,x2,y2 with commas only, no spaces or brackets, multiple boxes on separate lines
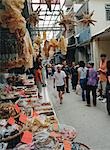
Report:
57,64,62,68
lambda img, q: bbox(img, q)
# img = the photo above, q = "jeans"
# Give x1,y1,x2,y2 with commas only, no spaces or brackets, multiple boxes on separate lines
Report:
86,85,97,106
66,76,70,93
80,78,87,101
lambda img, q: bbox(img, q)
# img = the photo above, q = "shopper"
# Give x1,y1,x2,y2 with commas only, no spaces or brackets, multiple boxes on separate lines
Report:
47,64,52,78
42,64,46,87
86,62,98,107
62,61,71,93
106,60,110,115
78,61,87,101
97,54,107,102
51,64,55,76
71,62,78,91
53,64,66,104
45,64,49,79
35,65,43,99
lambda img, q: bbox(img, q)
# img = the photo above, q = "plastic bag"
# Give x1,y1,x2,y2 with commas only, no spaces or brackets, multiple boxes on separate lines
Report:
76,84,81,95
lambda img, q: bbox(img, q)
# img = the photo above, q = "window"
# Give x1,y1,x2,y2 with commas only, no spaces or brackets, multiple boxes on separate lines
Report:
105,4,110,21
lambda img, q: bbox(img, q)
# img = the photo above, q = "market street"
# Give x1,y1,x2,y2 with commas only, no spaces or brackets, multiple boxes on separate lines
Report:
46,79,110,150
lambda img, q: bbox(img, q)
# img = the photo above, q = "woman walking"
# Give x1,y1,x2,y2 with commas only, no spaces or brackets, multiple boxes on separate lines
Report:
78,61,87,101
71,62,78,91
86,62,98,107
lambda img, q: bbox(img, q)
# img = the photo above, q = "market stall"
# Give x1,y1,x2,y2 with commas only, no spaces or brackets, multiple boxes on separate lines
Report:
0,74,91,150
0,0,94,149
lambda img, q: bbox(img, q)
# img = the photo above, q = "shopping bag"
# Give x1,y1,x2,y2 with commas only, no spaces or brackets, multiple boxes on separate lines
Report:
76,84,81,95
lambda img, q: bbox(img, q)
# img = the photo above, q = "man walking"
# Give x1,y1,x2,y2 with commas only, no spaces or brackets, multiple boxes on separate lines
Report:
53,64,66,104
97,54,107,102
62,61,71,93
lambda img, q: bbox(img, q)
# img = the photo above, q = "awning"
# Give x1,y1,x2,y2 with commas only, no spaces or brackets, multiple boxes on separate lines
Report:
92,26,110,40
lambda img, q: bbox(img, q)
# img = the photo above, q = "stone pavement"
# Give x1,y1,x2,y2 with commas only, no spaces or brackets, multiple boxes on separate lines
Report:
47,79,110,150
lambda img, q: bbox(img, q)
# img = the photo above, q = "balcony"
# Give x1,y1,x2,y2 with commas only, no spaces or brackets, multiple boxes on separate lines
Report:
77,26,91,45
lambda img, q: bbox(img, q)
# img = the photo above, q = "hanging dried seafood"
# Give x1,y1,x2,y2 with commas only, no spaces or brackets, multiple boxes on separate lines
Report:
34,34,43,45
58,36,67,55
43,40,49,58
45,0,51,12
49,38,58,49
0,0,34,70
27,6,43,27
79,11,97,26
58,11,77,32
43,31,47,41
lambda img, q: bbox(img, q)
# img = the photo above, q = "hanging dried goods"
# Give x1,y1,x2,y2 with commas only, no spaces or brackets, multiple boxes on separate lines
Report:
79,11,97,26
58,36,67,55
27,6,43,27
58,11,77,32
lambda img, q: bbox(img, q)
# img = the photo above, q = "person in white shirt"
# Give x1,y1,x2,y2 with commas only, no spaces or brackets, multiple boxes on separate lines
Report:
78,61,88,101
53,64,66,104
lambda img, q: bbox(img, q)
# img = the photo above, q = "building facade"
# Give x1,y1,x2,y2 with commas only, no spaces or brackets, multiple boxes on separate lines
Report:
74,0,110,68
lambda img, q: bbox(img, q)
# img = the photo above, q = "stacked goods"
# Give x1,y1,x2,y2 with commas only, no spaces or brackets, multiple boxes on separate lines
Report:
0,103,19,119
0,75,91,149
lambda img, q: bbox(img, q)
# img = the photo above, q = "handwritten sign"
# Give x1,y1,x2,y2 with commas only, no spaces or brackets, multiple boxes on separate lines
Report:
8,117,15,125
21,131,33,144
19,113,27,124
63,140,72,150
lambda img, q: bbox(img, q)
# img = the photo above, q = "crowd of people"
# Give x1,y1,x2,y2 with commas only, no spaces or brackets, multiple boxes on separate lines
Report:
51,54,110,115
33,53,110,115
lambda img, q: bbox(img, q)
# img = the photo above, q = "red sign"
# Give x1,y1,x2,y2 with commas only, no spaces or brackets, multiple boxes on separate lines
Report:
8,117,15,125
19,113,28,124
63,140,72,150
21,131,33,144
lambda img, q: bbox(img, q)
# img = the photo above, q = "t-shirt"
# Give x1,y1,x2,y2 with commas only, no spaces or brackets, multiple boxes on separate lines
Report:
35,69,42,82
78,67,87,79
99,60,107,82
87,68,98,86
53,71,66,86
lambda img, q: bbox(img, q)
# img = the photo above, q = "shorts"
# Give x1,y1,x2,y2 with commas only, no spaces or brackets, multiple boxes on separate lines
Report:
57,85,65,92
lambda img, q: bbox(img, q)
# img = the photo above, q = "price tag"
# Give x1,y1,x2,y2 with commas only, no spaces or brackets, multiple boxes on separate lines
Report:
19,113,28,124
63,140,72,150
21,131,33,144
14,104,21,113
8,117,15,125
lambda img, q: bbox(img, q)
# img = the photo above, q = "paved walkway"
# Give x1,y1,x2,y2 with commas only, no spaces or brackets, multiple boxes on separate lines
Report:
47,79,110,150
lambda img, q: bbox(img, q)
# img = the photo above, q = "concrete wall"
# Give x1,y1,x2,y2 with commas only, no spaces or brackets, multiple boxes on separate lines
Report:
92,39,110,69
89,0,110,37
